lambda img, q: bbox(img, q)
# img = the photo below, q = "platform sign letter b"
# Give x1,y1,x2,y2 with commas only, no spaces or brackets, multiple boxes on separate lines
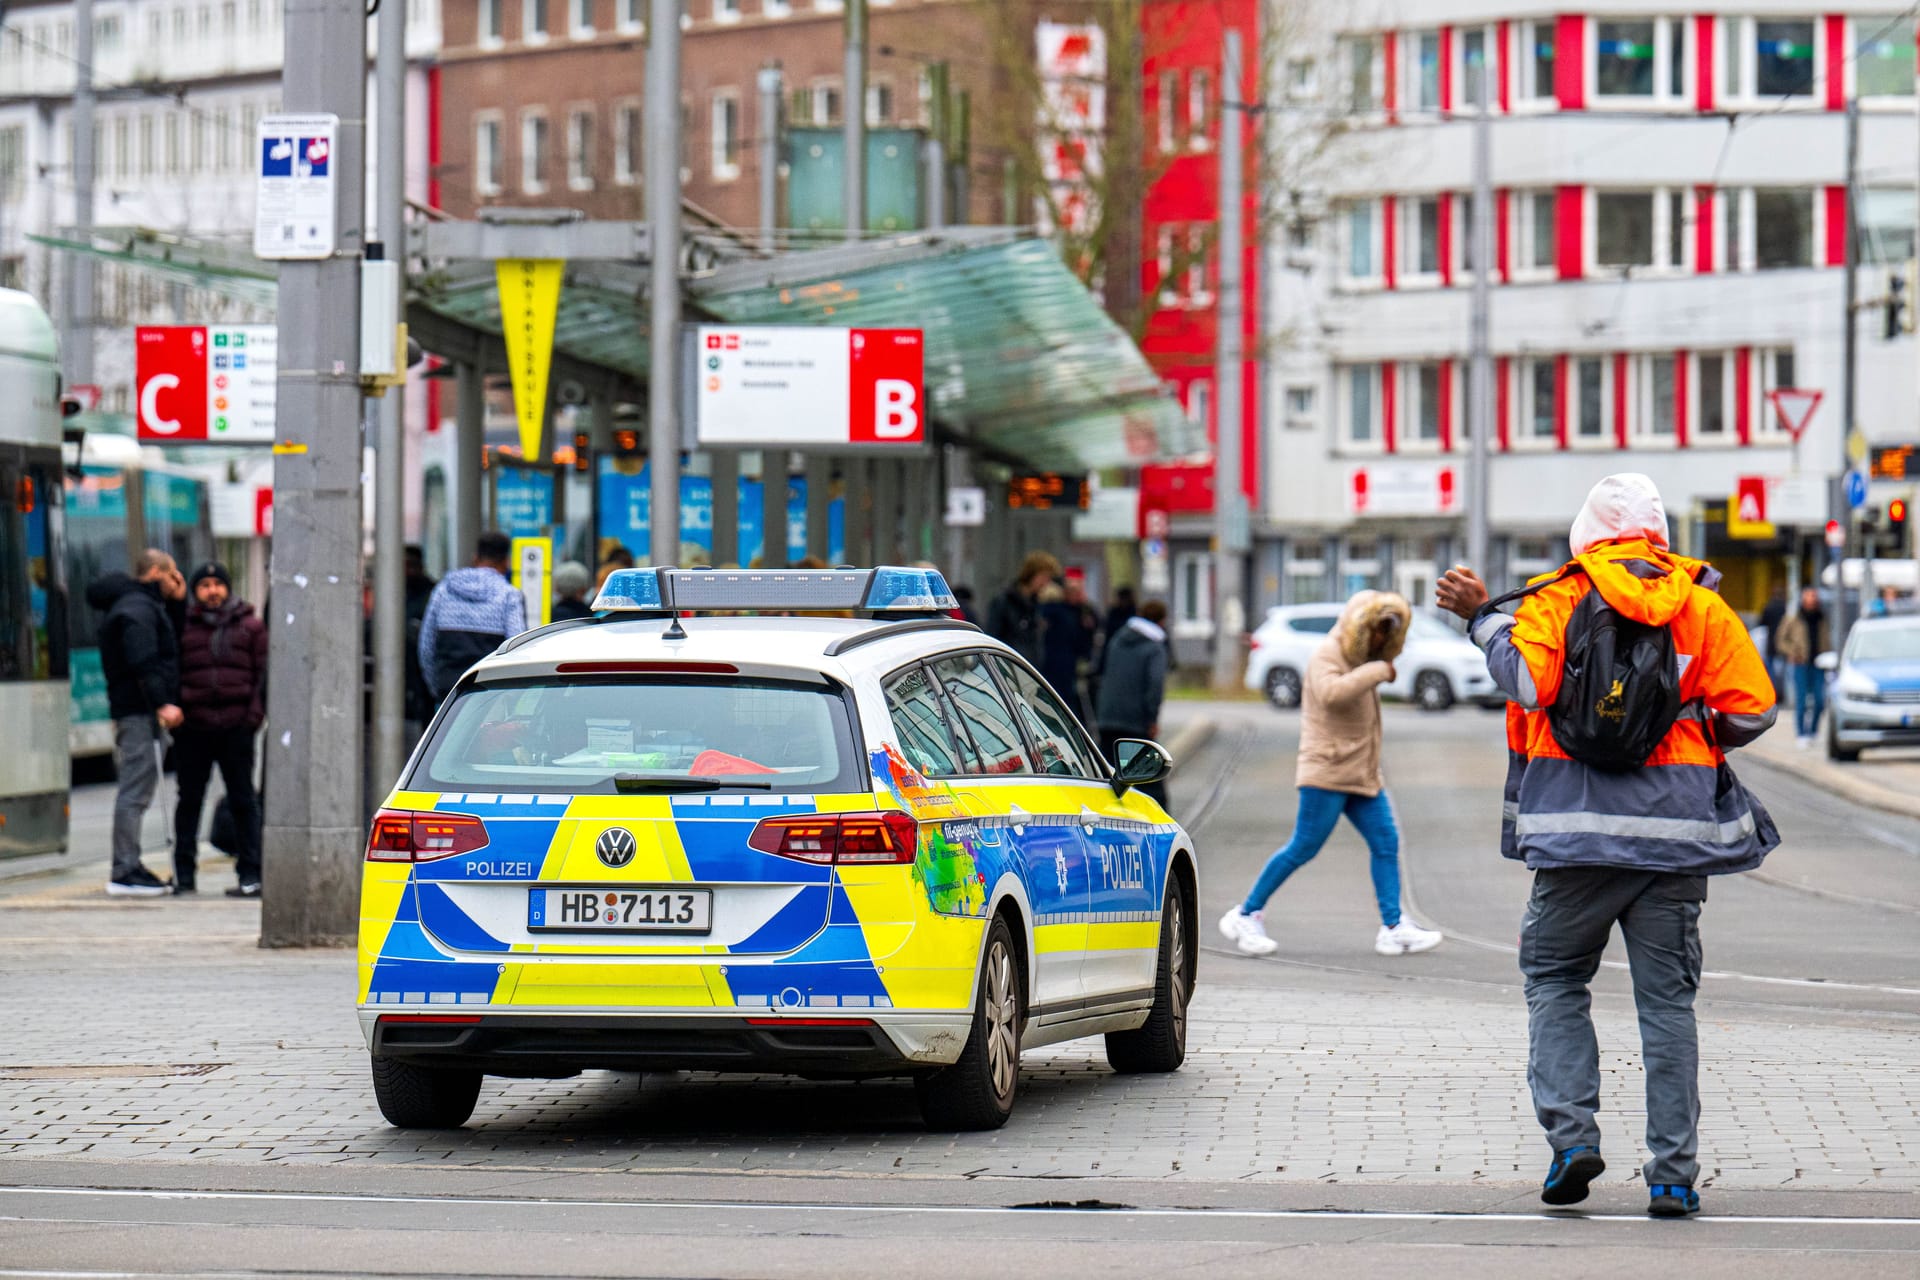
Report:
874,379,918,440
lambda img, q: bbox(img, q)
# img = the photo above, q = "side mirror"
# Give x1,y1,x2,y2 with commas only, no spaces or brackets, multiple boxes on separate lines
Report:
1815,651,1840,672
1110,738,1171,795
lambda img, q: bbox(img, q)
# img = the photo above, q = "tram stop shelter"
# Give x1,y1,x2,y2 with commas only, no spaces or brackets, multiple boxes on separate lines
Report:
35,217,1195,590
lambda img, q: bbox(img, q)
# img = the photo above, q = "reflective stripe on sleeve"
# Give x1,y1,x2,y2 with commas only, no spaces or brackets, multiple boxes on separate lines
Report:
1514,809,1757,846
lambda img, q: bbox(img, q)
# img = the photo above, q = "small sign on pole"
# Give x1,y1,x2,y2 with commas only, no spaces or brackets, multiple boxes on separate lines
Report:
944,486,986,527
512,536,552,628
254,114,338,260
1845,469,1870,510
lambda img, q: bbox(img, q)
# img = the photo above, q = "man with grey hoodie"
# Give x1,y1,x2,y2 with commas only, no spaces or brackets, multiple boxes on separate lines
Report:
418,531,528,703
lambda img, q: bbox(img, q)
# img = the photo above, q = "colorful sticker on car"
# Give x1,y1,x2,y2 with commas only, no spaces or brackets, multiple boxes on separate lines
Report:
872,744,990,917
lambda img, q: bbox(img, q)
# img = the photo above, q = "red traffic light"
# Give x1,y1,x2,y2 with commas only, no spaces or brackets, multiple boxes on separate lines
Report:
1892,498,1909,525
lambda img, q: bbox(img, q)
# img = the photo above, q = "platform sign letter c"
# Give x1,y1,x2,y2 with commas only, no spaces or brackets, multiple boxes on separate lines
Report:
141,374,183,435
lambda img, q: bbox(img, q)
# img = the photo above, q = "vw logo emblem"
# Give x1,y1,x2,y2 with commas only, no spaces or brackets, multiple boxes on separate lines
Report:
595,827,637,869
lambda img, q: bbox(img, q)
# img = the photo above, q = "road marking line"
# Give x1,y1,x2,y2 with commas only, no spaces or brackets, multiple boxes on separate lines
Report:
2,1186,1918,1227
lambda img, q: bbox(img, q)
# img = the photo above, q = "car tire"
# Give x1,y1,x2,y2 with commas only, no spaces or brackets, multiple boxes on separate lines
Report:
1414,671,1455,712
1104,882,1193,1075
1265,667,1303,710
1827,723,1862,763
916,915,1023,1132
370,1056,483,1129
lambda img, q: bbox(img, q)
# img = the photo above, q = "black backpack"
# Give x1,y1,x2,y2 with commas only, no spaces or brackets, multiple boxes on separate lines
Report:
1482,564,1684,773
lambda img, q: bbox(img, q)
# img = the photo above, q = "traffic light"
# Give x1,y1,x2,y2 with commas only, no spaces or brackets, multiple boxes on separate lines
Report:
1891,496,1911,555
1898,261,1920,337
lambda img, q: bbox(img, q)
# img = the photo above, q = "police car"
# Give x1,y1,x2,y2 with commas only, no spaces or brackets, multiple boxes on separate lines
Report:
358,566,1198,1131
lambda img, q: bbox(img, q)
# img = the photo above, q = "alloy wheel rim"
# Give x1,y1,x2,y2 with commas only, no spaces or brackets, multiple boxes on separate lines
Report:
984,941,1017,1103
1168,898,1188,1045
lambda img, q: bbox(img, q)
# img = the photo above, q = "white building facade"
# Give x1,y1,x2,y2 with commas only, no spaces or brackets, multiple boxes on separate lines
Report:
1264,1,1917,613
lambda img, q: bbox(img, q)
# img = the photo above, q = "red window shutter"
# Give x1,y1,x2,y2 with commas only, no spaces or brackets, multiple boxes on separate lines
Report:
1554,354,1570,448
1695,187,1716,273
1439,360,1455,450
1440,27,1455,113
1674,350,1690,447
1383,198,1398,289
1495,189,1511,281
1824,16,1846,111
1438,196,1454,286
1496,356,1512,450
1555,16,1585,109
1555,185,1583,280
1382,360,1398,453
1496,19,1512,112
1695,16,1715,111
1384,32,1399,121
1613,354,1629,448
1825,186,1847,266
1735,347,1753,444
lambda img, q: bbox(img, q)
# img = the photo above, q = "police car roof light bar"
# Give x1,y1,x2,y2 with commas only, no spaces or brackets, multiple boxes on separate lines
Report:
591,566,957,616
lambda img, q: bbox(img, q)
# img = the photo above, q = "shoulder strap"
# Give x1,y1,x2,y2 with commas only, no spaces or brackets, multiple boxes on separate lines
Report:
1471,561,1585,630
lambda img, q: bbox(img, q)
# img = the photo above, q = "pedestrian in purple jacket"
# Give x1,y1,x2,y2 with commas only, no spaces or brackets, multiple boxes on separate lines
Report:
174,563,269,898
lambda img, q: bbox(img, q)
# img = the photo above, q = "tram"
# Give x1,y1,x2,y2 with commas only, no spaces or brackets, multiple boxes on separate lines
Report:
0,288,70,858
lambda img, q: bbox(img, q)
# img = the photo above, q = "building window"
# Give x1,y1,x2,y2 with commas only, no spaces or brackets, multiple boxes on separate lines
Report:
1594,20,1655,97
1188,67,1211,147
1410,30,1441,111
569,0,592,36
1407,363,1443,444
1695,352,1730,439
1342,35,1380,112
1523,358,1557,442
1754,19,1816,98
1346,365,1379,445
138,114,155,178
617,0,641,31
164,115,181,176
1286,57,1316,101
1755,348,1796,436
1407,195,1442,278
1722,187,1748,271
474,115,502,194
810,82,843,126
1285,384,1317,431
614,101,640,185
0,126,24,202
1460,27,1488,109
764,0,789,16
566,108,593,190
1754,189,1813,268
1184,225,1208,301
1856,22,1915,98
524,0,548,41
1344,199,1379,281
478,0,501,41
1517,189,1556,272
1595,192,1655,268
1639,354,1677,439
866,80,892,126
521,110,549,194
1860,189,1916,263
710,92,740,180
1157,70,1178,151
1186,379,1212,433
1575,356,1607,440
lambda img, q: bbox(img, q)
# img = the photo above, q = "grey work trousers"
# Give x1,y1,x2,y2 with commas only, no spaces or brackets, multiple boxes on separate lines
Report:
1519,866,1707,1188
110,713,163,881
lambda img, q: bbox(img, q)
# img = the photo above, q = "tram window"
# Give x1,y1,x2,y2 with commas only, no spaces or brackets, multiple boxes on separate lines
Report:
0,458,21,680
63,467,130,653
28,463,67,680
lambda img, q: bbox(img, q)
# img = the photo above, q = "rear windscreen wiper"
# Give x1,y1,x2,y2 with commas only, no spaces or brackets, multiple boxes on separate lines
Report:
612,773,775,793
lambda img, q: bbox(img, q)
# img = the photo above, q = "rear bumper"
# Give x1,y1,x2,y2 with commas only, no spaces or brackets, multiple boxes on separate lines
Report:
1831,697,1920,747
358,1009,974,1076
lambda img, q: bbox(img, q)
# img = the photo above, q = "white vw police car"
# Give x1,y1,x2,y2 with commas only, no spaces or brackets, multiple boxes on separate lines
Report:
359,566,1198,1131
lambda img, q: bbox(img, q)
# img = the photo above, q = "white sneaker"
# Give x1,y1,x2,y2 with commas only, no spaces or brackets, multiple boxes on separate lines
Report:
1376,920,1443,955
1796,736,1814,749
1219,906,1278,956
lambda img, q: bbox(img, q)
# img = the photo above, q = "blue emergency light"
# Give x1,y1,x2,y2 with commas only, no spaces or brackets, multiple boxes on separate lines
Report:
591,566,958,615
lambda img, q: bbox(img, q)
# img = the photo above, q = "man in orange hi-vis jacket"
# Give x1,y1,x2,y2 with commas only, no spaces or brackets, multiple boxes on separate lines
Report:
1437,473,1779,1220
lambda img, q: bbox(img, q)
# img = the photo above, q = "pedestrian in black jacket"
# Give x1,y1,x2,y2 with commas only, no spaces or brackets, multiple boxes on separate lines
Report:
89,549,186,897
986,552,1060,666
1095,599,1171,807
173,563,269,897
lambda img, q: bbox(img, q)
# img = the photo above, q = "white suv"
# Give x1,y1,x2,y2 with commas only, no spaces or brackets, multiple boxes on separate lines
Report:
1244,605,1501,711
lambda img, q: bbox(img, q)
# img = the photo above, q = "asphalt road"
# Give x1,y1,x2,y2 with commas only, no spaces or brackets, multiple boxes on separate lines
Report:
2,702,1915,1278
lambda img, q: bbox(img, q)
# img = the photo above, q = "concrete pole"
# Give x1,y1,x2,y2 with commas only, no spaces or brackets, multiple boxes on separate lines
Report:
1466,47,1493,579
923,62,947,229
370,0,408,795
1837,99,1860,647
66,0,95,383
646,0,682,567
454,361,484,557
901,457,930,562
944,445,970,581
710,449,739,566
805,453,833,561
1209,30,1246,691
842,0,866,241
760,450,789,567
870,457,898,562
758,63,783,253
261,0,367,947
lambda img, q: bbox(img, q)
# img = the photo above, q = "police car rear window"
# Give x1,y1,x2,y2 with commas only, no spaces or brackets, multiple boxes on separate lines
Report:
410,677,861,795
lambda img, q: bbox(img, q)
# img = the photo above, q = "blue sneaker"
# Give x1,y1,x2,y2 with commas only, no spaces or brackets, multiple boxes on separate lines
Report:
1541,1146,1606,1205
1648,1184,1701,1218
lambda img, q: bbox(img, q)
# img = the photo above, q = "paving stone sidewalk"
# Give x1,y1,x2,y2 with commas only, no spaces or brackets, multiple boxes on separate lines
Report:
0,900,1913,1190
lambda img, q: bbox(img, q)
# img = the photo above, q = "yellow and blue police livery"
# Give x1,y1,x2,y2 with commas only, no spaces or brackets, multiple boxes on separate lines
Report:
358,566,1198,1131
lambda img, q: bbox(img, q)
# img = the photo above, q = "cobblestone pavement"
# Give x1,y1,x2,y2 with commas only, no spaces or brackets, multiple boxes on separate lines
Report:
1,900,1913,1191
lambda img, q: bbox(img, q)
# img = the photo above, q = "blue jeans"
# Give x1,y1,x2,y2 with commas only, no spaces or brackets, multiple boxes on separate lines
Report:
1243,786,1403,928
1792,664,1825,738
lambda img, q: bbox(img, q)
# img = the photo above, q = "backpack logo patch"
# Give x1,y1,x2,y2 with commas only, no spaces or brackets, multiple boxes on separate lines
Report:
1596,679,1627,723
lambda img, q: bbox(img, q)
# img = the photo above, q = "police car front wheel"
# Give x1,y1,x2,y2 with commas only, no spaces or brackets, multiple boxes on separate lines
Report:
916,916,1023,1132
370,1056,483,1129
1105,885,1192,1074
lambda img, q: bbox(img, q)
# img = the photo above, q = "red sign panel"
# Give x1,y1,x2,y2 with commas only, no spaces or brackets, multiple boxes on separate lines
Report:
136,326,209,441
847,328,925,445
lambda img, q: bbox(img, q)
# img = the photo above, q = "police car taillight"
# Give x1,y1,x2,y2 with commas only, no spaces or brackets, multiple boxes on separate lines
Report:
746,811,918,865
366,809,490,862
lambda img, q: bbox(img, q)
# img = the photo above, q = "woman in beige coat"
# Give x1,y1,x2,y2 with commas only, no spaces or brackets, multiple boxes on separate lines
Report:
1219,591,1444,958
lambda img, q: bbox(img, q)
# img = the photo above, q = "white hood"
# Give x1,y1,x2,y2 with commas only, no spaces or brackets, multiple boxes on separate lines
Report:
1569,473,1669,556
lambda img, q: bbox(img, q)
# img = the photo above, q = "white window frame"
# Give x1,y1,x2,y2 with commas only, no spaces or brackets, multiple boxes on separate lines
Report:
1852,17,1916,104
1454,23,1496,112
1172,551,1214,639
1285,55,1317,102
762,0,790,17
520,108,549,195
866,79,893,127
523,0,549,43
1406,28,1442,114
615,0,641,33
712,0,741,22
569,0,592,37
1588,188,1691,275
1515,356,1559,450
1184,225,1211,305
1571,354,1612,447
809,80,843,126
613,98,640,185
1340,34,1383,115
565,105,594,191
1187,66,1212,150
473,112,503,195
1720,186,1752,272
1722,15,1824,106
1633,353,1679,446
1401,194,1444,286
1513,188,1557,280
1284,382,1318,431
1186,378,1212,435
1402,361,1445,451
1157,70,1178,152
1340,198,1384,288
709,90,740,181
1343,363,1383,452
1155,225,1175,302
1690,350,1736,445
1588,15,1691,109
1752,186,1820,271
1752,347,1797,441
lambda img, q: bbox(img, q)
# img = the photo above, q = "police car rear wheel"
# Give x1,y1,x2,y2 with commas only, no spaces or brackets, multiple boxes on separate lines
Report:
370,1056,483,1129
1104,886,1191,1074
915,916,1022,1132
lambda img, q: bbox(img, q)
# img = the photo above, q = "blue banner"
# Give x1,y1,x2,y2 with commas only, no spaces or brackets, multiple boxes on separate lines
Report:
596,459,843,565
494,466,556,538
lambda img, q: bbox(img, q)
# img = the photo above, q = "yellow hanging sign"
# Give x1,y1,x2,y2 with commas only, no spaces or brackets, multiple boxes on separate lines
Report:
496,258,564,461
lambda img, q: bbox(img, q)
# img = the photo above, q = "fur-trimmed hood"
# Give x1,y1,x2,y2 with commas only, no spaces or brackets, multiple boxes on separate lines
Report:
1333,590,1412,668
